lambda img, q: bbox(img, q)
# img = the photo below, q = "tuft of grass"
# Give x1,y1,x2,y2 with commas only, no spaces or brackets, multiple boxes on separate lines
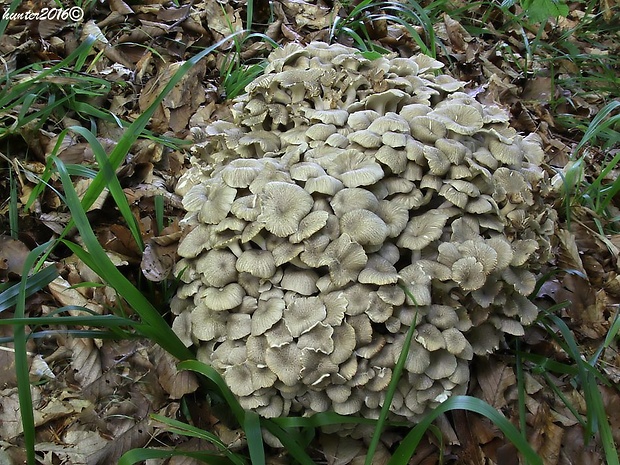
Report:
0,36,110,143
559,100,620,230
515,302,619,465
217,2,277,100
330,0,441,58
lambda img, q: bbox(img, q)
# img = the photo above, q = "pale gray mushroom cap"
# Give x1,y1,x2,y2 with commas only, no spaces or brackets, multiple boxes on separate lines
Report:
257,181,314,237
176,41,556,425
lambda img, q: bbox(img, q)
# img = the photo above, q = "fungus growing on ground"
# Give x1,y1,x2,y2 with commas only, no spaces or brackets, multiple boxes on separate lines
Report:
174,42,556,423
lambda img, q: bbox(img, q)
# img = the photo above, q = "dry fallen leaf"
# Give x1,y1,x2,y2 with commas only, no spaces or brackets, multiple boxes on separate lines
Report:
529,402,564,465
151,345,199,399
0,235,30,279
476,358,516,409
320,434,364,465
69,336,103,388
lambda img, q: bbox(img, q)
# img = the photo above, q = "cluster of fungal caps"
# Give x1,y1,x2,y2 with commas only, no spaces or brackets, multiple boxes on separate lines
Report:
172,42,556,424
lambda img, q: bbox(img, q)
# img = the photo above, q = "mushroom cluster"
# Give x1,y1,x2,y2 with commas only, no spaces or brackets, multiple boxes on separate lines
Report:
172,42,556,422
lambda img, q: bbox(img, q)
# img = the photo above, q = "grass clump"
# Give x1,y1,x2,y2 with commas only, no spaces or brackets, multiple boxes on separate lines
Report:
0,36,107,143
330,0,440,57
559,100,620,231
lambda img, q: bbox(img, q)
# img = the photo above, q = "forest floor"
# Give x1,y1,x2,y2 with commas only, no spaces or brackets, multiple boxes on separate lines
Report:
0,0,619,464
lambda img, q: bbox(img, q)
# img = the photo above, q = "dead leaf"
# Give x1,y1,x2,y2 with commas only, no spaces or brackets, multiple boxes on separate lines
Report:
48,276,104,315
141,239,178,281
521,76,553,102
452,410,491,465
151,345,199,399
0,235,30,279
69,337,103,387
138,59,207,133
556,228,588,277
476,358,516,409
0,346,17,388
109,0,134,14
558,426,601,465
443,14,472,54
74,179,110,211
529,402,564,465
320,435,363,465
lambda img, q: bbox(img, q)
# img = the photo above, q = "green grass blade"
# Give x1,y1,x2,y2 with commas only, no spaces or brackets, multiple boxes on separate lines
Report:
67,125,144,250
177,360,246,424
540,371,586,427
0,37,97,110
0,0,21,37
365,312,418,465
0,265,59,313
0,314,134,327
540,311,618,462
572,100,620,157
9,169,19,238
61,239,192,358
515,340,528,439
519,352,579,376
388,396,543,465
154,194,165,234
244,411,265,465
588,147,620,211
366,286,419,465
150,414,246,465
260,420,317,465
13,241,55,465
246,0,254,33
592,308,620,364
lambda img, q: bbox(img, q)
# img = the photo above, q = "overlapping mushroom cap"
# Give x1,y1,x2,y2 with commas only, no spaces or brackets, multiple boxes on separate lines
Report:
174,42,556,423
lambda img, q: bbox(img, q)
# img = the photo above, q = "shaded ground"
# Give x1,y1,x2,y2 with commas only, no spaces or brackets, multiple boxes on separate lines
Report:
0,0,619,464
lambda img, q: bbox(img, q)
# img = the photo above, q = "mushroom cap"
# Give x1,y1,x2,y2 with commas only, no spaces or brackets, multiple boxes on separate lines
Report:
319,234,368,288
415,324,446,351
398,210,449,250
190,305,226,341
298,323,335,354
235,249,277,279
367,112,410,133
409,116,447,143
284,296,326,337
252,298,285,336
266,342,304,386
428,104,484,135
330,187,379,217
339,209,389,246
203,283,245,311
195,249,238,287
451,257,486,291
257,181,314,237
358,255,399,285
227,313,252,340
425,350,458,380
280,268,319,295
